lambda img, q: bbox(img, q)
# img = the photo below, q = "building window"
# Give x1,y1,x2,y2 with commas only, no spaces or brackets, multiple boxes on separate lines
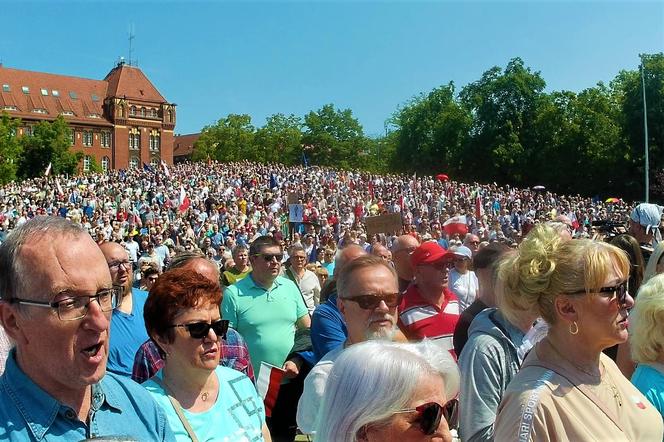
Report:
168,109,173,122
70,131,75,146
149,131,161,151
61,110,74,116
22,86,29,94
3,106,17,111
24,126,33,136
83,131,93,147
129,130,140,150
91,94,99,102
130,106,136,116
32,108,48,114
83,155,91,172
2,84,9,92
150,157,160,168
101,131,111,148
141,107,146,117
52,90,60,97
101,156,110,172
129,157,139,169
151,108,157,118
40,88,48,96
69,91,78,100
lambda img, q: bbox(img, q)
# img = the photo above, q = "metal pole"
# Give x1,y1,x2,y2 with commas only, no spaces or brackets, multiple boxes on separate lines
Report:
641,54,650,202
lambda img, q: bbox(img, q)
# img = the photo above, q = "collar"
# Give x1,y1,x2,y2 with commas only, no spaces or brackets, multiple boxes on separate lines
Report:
2,349,123,440
247,273,282,291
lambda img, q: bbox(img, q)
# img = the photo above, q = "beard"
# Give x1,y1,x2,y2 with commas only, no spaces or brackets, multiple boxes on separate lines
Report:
364,314,397,341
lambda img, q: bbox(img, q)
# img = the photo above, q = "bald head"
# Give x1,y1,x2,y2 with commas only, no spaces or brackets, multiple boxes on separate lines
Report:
391,235,420,281
99,241,133,292
180,257,220,284
370,243,391,262
335,244,367,274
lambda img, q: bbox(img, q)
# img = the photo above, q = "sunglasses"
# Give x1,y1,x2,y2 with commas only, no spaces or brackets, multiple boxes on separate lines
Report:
342,293,399,310
394,399,459,435
568,280,629,306
254,253,283,263
170,319,229,339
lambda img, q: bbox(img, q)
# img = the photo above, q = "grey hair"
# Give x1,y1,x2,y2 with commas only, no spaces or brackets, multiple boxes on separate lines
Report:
314,340,460,442
231,244,248,257
288,243,306,255
0,216,88,300
168,250,206,270
336,255,397,300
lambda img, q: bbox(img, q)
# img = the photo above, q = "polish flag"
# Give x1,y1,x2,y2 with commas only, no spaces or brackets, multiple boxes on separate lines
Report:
475,193,484,219
256,362,285,418
443,215,468,236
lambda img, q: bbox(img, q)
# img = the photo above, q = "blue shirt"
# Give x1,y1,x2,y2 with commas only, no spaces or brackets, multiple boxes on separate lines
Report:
145,366,265,442
311,293,347,363
632,363,664,419
0,350,174,441
107,288,149,377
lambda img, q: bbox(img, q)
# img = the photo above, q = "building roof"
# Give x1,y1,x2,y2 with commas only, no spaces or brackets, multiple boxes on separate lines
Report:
173,133,200,157
104,63,166,103
0,62,168,126
0,65,110,125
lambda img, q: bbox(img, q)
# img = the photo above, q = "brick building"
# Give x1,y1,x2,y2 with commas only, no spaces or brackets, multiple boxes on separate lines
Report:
173,132,200,163
0,61,176,171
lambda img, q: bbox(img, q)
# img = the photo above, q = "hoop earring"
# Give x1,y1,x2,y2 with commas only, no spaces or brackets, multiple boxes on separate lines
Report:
569,321,579,335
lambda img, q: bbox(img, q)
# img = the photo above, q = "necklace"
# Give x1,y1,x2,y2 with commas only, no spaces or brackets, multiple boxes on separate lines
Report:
547,339,603,379
602,369,623,408
163,377,212,403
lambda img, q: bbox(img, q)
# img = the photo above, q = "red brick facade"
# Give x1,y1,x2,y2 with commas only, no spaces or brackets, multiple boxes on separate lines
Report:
0,61,176,171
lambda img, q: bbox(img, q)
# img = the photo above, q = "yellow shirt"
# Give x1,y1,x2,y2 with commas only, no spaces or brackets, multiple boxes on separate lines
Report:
495,342,663,442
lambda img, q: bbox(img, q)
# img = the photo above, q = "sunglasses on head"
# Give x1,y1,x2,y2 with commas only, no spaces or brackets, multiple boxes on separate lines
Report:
342,293,399,310
254,253,283,262
170,319,229,339
568,280,629,306
394,399,459,435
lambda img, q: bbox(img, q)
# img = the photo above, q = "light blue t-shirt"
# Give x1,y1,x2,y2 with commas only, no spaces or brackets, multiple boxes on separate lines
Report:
0,349,174,441
632,363,664,418
107,288,149,377
145,365,265,442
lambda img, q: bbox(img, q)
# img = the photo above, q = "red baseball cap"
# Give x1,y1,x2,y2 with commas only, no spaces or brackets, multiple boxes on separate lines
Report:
410,241,454,267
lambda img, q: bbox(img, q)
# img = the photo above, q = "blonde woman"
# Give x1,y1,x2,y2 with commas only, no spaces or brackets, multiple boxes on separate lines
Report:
494,225,662,441
630,273,664,418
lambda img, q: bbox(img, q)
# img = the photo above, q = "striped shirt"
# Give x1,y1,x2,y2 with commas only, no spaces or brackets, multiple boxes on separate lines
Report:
398,285,460,359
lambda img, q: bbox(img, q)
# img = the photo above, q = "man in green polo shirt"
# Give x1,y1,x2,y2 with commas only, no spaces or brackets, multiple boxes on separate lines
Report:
222,235,311,440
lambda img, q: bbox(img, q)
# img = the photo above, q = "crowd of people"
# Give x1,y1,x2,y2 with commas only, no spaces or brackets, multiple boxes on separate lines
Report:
0,160,663,441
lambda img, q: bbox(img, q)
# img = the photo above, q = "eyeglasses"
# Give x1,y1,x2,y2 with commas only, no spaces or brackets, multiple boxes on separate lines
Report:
10,287,121,321
567,280,629,306
108,260,131,271
170,319,229,339
393,399,459,435
253,253,283,263
342,293,399,309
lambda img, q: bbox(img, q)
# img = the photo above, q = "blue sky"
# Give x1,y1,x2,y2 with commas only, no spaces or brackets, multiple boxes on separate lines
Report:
1,1,662,137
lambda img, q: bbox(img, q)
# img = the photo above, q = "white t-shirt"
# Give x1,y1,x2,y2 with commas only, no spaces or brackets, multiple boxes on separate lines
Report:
448,269,478,313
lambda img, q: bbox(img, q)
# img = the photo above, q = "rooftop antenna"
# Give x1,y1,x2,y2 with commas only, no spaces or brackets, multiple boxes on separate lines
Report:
128,23,135,66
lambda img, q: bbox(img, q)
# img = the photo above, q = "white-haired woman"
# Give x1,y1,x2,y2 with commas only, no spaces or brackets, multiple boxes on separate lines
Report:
630,273,664,418
643,241,664,283
494,225,663,441
314,340,459,442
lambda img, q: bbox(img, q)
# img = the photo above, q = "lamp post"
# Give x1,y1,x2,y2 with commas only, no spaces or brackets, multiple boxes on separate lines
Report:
640,53,650,203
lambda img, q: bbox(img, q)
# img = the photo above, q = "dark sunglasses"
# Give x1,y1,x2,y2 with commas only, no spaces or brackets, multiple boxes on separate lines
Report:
394,399,459,435
342,293,399,310
568,280,629,306
254,253,283,262
170,319,229,339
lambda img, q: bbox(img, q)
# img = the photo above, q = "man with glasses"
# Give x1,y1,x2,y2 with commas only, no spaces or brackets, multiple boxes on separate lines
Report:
99,241,150,377
284,243,320,314
463,233,481,257
0,217,173,440
222,235,310,441
297,255,400,434
398,241,460,358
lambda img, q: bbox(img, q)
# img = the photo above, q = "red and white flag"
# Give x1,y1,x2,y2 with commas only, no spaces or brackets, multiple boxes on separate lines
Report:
256,362,285,418
475,192,484,219
44,162,52,177
443,215,468,236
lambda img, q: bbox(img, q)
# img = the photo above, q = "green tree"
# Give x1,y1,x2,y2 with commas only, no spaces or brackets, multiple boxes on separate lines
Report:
17,116,81,179
391,83,471,175
0,113,23,184
254,113,303,164
193,114,256,162
459,58,546,184
302,104,367,168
